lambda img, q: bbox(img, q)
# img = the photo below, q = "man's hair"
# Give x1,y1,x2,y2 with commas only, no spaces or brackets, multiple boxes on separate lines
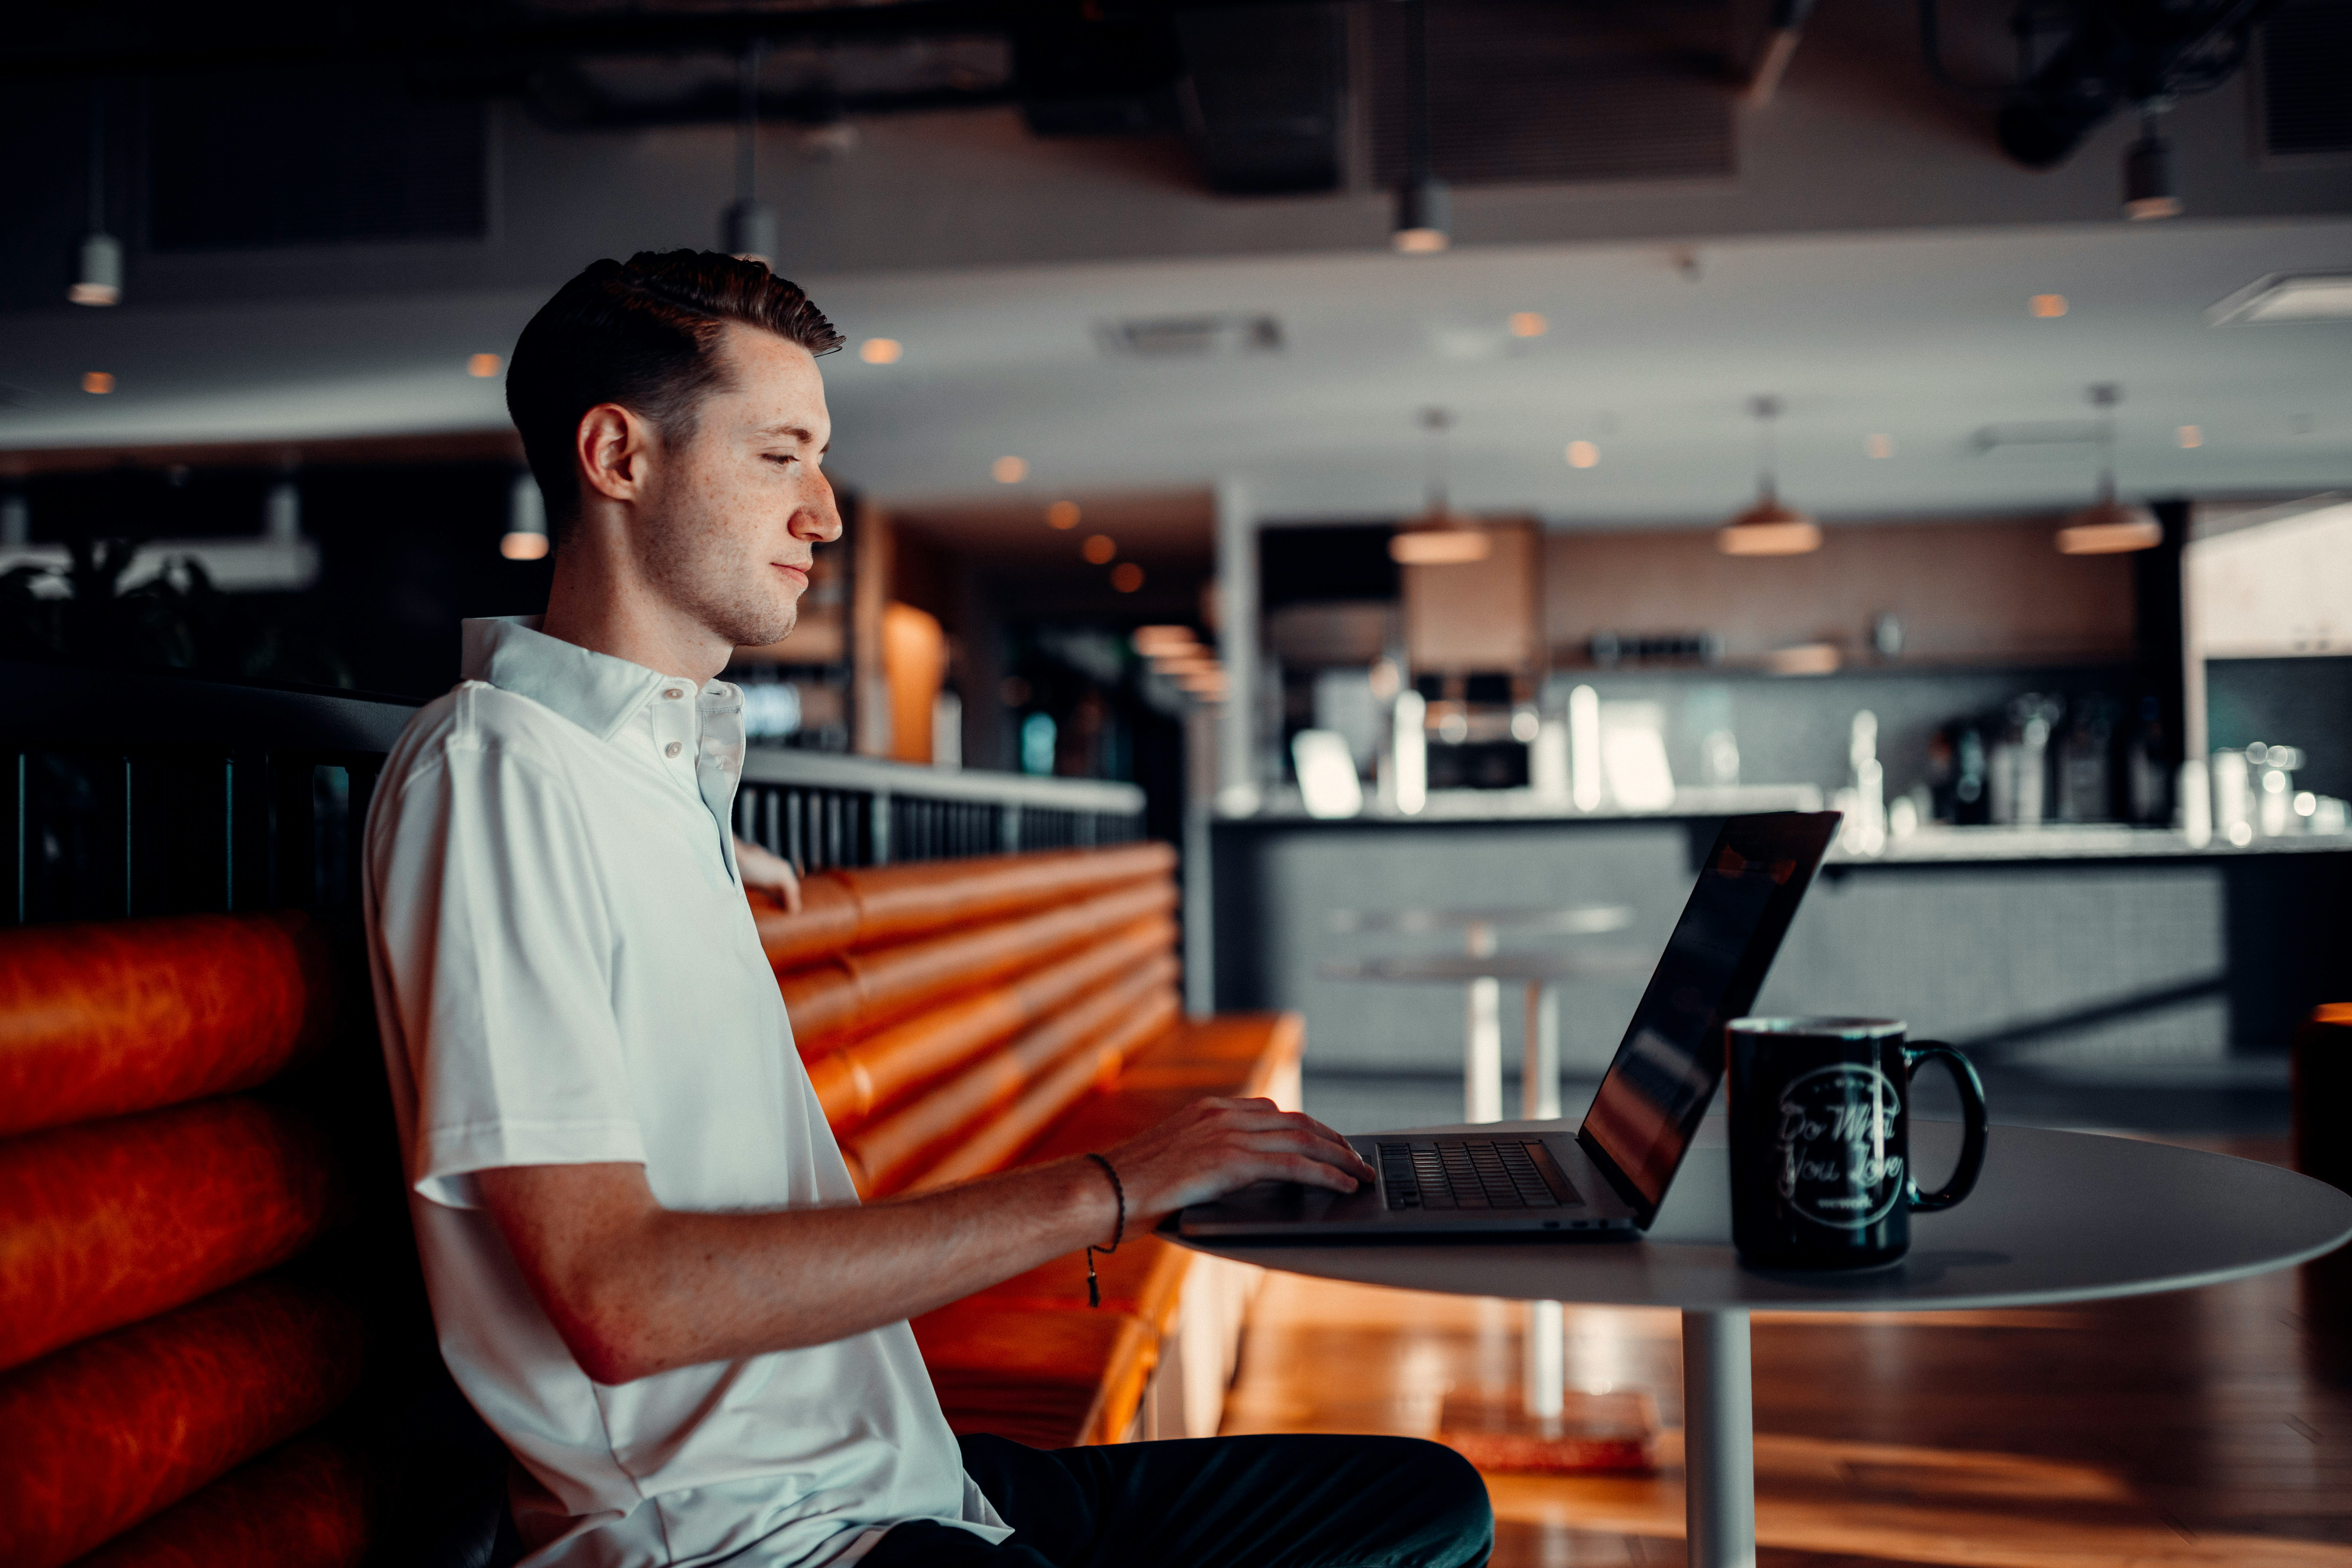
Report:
505,250,844,536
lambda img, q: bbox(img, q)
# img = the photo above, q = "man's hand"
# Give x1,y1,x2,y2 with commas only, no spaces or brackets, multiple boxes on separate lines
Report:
1102,1097,1375,1225
734,837,802,913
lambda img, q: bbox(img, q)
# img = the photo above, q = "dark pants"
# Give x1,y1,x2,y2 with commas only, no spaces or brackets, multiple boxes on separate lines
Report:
860,1433,1492,1568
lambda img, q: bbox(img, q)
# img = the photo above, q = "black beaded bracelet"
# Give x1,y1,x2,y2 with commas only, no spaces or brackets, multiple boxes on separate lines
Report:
1083,1152,1125,1309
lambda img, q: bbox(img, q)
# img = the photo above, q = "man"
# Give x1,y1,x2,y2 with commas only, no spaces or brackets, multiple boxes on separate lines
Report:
364,250,1491,1568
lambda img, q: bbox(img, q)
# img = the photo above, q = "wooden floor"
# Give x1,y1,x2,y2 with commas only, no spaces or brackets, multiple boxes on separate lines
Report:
1218,1137,2352,1568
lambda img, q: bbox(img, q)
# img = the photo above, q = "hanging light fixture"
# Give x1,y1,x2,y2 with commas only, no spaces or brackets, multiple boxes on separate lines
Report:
721,44,779,267
2122,103,2181,221
2055,384,2162,554
1389,409,1490,564
70,86,121,307
1718,396,1821,555
502,471,550,561
1392,0,1449,255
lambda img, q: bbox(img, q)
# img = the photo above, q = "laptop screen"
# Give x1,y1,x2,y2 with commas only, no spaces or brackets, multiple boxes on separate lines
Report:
1576,812,1840,1219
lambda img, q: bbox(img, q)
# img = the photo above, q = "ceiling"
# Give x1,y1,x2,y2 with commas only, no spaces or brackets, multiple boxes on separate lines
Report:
6,215,2347,527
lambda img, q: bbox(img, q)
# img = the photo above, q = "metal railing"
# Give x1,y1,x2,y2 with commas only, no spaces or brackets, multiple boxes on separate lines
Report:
4,660,1150,926
734,748,1145,872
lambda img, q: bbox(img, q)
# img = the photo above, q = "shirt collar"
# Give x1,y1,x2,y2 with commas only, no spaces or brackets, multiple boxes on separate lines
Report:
460,616,672,743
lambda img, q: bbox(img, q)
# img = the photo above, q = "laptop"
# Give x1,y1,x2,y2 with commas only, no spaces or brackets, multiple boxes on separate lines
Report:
1173,811,1842,1240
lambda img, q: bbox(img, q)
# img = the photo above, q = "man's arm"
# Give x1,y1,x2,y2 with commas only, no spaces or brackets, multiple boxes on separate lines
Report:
475,1096,1373,1386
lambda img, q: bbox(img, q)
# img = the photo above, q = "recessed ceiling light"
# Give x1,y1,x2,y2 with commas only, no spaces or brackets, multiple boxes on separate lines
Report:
81,372,114,395
1111,562,1144,593
1564,440,1599,469
860,338,903,365
2207,271,2352,325
1509,312,1548,338
991,455,1028,484
2176,425,2203,449
2030,294,2068,318
1082,534,1116,565
1865,433,1894,459
1046,500,1081,530
468,353,502,378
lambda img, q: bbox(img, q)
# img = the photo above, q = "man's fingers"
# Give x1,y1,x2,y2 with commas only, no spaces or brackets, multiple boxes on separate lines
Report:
1201,1107,1374,1175
1268,1153,1362,1192
1222,1128,1370,1182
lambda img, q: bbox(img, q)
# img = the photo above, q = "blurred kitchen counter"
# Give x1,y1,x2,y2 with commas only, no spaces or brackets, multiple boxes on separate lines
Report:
1203,805,2352,1081
1840,823,2352,863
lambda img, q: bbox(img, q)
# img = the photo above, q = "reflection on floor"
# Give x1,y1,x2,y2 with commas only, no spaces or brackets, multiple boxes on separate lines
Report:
1218,1136,2352,1568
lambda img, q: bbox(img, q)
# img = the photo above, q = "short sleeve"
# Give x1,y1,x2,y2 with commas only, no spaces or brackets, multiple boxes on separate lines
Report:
369,730,646,1209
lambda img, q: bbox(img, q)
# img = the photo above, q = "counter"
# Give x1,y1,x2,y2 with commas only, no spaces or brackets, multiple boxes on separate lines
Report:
1202,805,2351,1085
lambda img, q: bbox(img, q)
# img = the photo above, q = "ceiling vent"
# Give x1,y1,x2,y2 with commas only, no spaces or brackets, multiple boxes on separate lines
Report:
1098,315,1284,359
149,67,487,251
2260,0,2352,158
1365,0,1734,189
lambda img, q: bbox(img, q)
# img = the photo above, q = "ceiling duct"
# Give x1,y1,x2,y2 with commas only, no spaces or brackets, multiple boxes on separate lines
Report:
1174,3,1347,194
522,39,1015,130
1913,0,2288,171
1366,0,1734,189
2259,0,2352,157
148,65,487,251
1013,3,1185,136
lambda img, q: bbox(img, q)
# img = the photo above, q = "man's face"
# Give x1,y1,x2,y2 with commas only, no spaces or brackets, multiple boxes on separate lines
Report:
635,322,842,651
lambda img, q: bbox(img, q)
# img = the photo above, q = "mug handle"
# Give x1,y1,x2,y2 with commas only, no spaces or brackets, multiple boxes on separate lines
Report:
1902,1041,1987,1213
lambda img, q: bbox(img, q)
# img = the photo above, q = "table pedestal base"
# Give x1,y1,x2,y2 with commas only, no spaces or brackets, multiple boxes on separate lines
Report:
1682,1308,1756,1568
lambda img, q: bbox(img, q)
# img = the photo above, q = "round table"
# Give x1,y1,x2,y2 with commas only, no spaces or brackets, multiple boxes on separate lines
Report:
1175,1118,2352,1568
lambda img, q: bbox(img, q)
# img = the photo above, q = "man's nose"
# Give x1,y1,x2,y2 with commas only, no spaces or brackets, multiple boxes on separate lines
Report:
796,472,845,543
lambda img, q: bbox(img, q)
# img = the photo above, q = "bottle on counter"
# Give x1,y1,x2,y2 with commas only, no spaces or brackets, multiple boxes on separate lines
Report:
2056,694,2116,823
2124,695,2173,826
2250,743,2305,838
1929,719,1991,825
2211,748,2253,846
1990,694,2061,827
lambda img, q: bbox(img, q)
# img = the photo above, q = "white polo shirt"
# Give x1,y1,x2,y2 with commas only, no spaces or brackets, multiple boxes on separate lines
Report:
362,616,1008,1568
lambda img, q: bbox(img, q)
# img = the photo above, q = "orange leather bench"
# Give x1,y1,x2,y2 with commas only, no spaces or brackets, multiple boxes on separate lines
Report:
752,844,1300,1449
0,844,1301,1565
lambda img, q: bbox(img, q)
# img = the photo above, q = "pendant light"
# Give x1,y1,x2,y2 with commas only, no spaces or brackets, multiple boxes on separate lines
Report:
2055,384,2162,554
2122,104,2181,222
1718,396,1820,555
1389,409,1490,564
1392,0,1449,255
721,44,779,267
70,86,121,307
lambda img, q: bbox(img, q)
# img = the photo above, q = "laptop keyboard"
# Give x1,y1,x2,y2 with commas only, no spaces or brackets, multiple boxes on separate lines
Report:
1375,1139,1584,1211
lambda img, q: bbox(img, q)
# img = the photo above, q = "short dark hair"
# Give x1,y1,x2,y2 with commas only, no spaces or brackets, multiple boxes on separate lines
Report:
505,250,844,534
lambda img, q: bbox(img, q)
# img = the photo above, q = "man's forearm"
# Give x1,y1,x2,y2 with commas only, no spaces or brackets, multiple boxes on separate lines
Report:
483,1154,1116,1385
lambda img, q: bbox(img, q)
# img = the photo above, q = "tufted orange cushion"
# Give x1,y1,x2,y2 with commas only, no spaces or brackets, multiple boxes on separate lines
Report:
0,912,335,1140
0,1097,346,1374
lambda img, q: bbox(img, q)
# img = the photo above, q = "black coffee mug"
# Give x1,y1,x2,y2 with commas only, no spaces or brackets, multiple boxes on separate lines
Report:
1725,1017,1988,1269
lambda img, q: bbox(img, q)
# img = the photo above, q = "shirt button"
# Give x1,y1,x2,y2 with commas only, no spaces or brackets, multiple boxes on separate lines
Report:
664,688,683,700
664,741,683,758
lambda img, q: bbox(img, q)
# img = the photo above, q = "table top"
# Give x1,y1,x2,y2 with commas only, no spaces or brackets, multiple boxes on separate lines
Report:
1329,905,1635,935
1320,952,1652,983
1173,1119,2352,1313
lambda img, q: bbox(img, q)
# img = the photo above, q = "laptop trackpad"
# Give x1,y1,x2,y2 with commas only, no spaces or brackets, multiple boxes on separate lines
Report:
1201,1178,1384,1225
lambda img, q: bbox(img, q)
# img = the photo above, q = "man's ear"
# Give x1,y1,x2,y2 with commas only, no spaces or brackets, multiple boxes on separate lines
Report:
576,403,657,509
